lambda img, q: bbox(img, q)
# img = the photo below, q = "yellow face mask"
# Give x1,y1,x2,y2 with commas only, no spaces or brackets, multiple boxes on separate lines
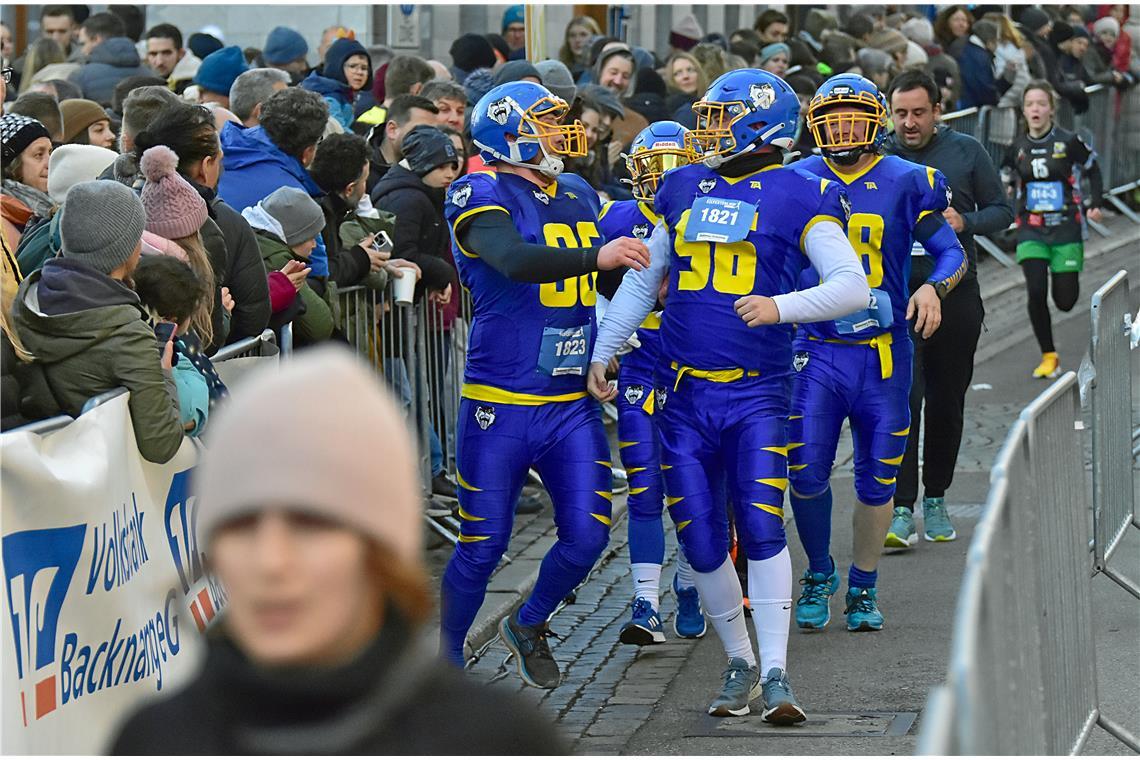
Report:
806,90,887,153
626,143,696,201
684,99,750,158
518,96,588,158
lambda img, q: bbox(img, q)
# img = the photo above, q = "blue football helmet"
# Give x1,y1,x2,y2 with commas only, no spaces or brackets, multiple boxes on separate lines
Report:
625,121,697,203
685,69,800,167
470,81,586,177
807,73,889,164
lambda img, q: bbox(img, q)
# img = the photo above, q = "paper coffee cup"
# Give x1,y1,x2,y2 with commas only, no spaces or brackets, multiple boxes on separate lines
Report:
393,266,417,305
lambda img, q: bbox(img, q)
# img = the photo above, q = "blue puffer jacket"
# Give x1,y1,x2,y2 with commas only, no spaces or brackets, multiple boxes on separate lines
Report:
69,38,155,106
217,121,330,276
301,71,355,130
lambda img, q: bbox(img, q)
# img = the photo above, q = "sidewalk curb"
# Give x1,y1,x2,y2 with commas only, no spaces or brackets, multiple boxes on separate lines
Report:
465,500,629,659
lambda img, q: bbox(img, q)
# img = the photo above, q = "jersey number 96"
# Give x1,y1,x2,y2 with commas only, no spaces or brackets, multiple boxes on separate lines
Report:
539,222,602,307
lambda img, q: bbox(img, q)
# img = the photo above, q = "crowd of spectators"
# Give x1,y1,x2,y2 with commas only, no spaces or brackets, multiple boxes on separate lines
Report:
2,3,1136,475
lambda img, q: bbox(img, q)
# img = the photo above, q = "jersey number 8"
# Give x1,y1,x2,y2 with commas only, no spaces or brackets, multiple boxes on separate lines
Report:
846,212,885,288
539,222,602,307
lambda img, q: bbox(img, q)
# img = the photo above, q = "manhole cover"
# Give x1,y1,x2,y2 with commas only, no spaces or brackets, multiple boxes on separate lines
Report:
686,711,917,738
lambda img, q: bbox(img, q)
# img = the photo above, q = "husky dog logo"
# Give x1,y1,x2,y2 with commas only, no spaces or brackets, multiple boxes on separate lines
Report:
793,351,810,372
839,193,852,221
632,223,649,239
945,186,954,208
749,83,776,110
654,387,668,409
450,184,472,209
698,178,717,193
532,190,550,205
488,98,512,126
475,405,496,430
624,385,645,405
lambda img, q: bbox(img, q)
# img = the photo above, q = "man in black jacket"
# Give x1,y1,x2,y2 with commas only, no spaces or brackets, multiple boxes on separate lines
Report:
881,70,1014,546
309,133,391,287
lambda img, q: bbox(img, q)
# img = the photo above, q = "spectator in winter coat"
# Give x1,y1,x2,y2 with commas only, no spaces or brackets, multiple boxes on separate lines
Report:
1084,16,1138,88
957,19,1016,107
69,25,154,106
2,115,54,257
369,125,458,297
10,181,184,463
108,347,568,754
135,102,272,349
194,46,249,108
302,38,373,131
243,187,334,347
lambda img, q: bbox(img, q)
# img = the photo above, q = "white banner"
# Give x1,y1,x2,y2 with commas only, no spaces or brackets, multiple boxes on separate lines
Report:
1,395,220,754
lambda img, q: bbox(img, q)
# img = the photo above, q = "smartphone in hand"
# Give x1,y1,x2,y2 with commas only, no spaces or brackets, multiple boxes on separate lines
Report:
154,321,178,357
372,230,393,253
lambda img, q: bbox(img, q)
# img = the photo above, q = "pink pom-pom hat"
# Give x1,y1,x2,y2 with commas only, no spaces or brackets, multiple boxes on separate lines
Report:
140,145,209,241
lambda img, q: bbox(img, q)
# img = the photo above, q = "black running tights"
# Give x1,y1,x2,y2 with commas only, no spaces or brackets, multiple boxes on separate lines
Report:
1022,259,1080,354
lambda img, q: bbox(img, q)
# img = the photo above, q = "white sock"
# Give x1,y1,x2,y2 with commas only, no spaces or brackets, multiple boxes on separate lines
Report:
747,546,793,677
631,562,661,608
694,556,756,667
674,550,696,590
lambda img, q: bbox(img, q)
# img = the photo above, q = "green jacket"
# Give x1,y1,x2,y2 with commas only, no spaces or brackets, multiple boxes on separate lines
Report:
253,231,334,346
14,212,62,276
11,260,184,464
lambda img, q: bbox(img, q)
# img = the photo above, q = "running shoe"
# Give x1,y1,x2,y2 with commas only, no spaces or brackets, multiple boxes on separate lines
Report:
795,566,840,630
619,597,666,645
708,658,761,717
884,506,918,548
499,611,561,689
922,497,957,541
1032,351,1060,379
761,667,807,724
844,586,884,631
673,574,706,638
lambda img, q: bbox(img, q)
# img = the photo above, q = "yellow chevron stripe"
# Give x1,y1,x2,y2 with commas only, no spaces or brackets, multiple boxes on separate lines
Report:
591,513,612,526
626,466,646,475
789,415,804,420
619,441,638,449
676,519,692,532
874,476,896,485
595,491,613,501
666,495,684,506
458,534,490,543
878,454,904,466
789,464,809,471
788,442,805,450
755,477,789,490
762,445,789,457
753,503,785,518
891,426,911,437
457,507,485,522
629,486,649,495
595,460,612,467
661,464,673,470
456,471,482,492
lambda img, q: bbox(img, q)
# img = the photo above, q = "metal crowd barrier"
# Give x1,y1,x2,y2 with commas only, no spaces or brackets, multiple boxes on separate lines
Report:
918,373,1140,755
210,329,279,362
1087,270,1139,599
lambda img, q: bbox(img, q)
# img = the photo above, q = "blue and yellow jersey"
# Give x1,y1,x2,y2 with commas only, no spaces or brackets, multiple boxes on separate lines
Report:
597,199,663,380
445,170,602,404
652,162,847,376
796,154,951,341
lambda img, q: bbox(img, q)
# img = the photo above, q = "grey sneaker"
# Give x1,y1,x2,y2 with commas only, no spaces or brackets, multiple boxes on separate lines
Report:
708,657,761,717
498,612,562,689
884,506,918,548
922,497,957,542
761,667,807,724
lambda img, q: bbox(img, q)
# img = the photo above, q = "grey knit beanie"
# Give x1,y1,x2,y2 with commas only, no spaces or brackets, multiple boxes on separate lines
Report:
59,180,146,275
260,186,325,247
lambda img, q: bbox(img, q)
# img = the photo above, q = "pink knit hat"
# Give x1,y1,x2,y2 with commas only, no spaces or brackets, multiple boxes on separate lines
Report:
140,229,190,262
140,145,209,240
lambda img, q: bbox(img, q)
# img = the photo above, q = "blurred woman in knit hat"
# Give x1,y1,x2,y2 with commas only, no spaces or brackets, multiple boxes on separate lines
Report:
2,114,54,254
758,41,791,77
60,98,116,149
109,347,567,754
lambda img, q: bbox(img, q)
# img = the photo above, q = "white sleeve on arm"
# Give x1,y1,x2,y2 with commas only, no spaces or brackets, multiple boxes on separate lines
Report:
771,220,870,324
591,222,670,365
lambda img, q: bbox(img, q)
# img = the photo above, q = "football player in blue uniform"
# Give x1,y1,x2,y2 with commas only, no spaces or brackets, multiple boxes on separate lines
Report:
439,81,651,688
596,122,706,646
789,74,967,633
589,70,870,722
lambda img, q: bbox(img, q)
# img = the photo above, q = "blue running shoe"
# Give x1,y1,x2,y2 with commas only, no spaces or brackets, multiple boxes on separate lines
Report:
761,667,807,724
795,566,839,630
884,506,918,548
708,658,761,716
673,575,706,638
922,497,957,541
498,611,561,688
619,597,666,645
845,586,884,631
